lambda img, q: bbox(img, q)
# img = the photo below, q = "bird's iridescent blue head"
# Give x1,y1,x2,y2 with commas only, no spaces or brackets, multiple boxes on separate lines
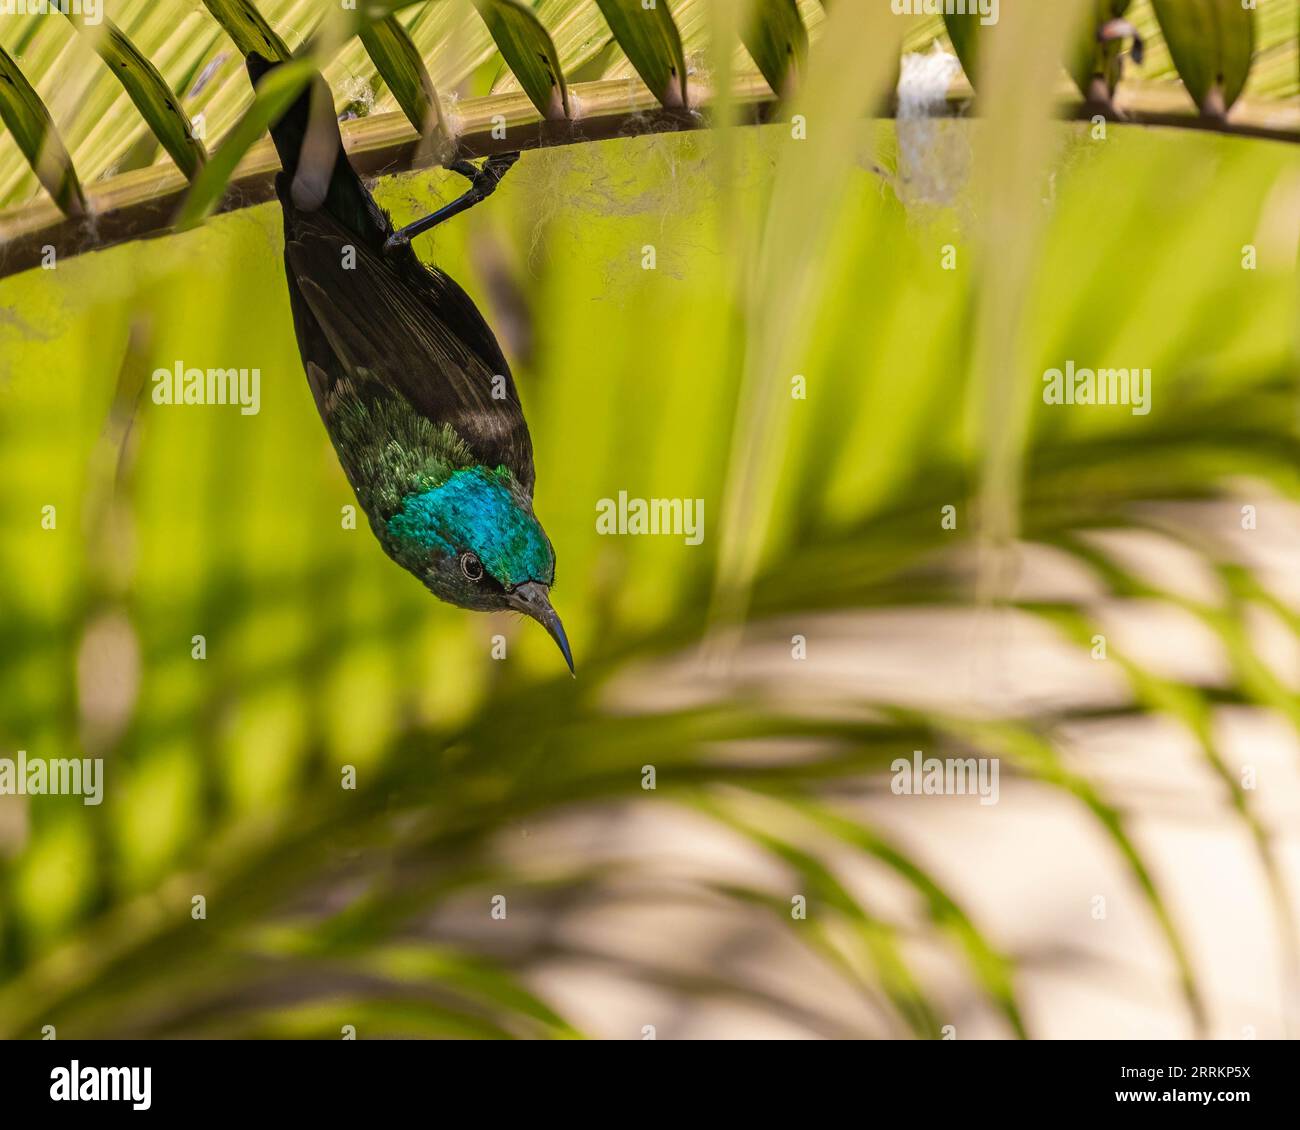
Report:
385,465,572,671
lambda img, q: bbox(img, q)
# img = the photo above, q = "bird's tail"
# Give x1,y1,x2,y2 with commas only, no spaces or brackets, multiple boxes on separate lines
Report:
247,53,388,245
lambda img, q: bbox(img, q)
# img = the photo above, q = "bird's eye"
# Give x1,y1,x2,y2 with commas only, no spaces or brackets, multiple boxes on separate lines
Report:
460,552,484,581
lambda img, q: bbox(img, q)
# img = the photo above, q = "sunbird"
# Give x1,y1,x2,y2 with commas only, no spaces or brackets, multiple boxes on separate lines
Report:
247,54,572,672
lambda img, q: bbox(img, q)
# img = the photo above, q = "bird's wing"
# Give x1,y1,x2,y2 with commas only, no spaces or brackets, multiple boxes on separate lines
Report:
283,208,535,493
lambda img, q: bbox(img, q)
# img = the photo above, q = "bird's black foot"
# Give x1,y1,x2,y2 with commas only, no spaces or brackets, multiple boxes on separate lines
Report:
383,151,521,254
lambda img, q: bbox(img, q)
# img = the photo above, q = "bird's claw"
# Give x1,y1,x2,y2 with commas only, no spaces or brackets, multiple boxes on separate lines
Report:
381,151,522,253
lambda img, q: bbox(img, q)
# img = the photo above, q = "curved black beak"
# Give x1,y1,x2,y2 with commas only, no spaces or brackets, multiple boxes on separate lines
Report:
509,581,574,675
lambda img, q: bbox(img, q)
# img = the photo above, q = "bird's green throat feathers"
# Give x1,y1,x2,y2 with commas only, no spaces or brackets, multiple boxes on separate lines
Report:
324,386,553,589
387,464,553,586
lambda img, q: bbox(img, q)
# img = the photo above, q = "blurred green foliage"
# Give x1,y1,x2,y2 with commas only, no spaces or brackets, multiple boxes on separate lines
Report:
0,110,1297,1037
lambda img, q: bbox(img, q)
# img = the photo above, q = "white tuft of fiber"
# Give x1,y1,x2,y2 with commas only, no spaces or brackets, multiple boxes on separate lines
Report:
895,45,967,209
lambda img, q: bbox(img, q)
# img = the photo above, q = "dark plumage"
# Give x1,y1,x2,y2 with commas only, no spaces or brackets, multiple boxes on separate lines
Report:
249,54,571,670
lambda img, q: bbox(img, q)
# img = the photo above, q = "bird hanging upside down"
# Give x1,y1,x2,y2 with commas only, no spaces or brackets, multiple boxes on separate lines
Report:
247,54,572,672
